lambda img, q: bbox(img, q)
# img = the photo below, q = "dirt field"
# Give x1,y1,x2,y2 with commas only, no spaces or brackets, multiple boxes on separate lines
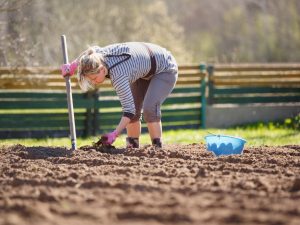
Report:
0,143,300,225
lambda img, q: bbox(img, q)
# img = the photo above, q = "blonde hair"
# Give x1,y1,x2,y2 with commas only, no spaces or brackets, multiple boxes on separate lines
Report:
77,47,104,91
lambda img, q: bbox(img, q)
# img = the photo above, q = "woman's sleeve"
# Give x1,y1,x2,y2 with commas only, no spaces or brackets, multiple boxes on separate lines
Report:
112,76,135,119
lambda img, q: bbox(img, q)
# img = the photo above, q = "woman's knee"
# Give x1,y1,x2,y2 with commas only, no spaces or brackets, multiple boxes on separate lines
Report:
143,105,161,122
130,113,142,123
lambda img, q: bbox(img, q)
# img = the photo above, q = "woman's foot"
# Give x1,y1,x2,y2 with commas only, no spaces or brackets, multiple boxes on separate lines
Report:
152,138,162,148
126,137,139,148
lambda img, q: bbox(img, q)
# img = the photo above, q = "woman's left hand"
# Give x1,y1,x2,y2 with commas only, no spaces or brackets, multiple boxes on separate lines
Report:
61,61,78,77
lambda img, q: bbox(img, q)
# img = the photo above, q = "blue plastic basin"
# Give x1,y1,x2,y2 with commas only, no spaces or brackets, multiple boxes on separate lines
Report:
204,135,247,156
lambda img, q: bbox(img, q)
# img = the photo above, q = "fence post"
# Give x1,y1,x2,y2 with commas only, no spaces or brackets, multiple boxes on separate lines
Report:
207,64,214,105
200,63,207,129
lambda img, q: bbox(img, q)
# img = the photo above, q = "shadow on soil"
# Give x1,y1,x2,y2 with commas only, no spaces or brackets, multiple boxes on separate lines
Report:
18,146,74,159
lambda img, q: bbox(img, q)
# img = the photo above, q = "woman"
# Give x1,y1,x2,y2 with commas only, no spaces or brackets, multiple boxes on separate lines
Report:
61,42,178,148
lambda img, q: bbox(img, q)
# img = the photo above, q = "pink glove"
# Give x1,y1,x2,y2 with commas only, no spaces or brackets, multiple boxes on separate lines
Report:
61,61,78,77
101,130,118,145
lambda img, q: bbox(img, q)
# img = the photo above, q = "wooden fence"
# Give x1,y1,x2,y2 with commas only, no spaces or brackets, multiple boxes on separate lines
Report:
0,65,206,138
1,63,299,139
207,64,300,105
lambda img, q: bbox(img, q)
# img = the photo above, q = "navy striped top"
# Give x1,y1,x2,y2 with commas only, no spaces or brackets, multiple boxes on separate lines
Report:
94,42,178,119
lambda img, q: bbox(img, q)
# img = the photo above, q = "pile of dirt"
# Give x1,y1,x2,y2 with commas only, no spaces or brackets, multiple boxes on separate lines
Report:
0,143,299,225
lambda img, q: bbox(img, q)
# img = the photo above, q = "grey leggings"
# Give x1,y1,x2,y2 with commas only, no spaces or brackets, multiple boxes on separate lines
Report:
130,70,178,123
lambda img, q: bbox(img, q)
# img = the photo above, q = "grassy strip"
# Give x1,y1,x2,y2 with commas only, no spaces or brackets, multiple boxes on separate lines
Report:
1,127,299,148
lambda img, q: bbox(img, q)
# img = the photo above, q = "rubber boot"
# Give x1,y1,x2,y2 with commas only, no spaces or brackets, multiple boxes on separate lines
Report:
126,137,139,148
152,138,162,148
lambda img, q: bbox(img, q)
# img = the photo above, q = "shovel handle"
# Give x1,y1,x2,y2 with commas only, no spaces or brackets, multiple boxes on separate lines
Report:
61,35,77,150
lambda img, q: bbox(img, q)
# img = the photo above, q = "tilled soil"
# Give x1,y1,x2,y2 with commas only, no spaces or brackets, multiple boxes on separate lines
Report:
0,143,300,225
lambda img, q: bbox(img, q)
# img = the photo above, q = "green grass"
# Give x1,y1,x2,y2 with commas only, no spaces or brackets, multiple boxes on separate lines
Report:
1,127,299,148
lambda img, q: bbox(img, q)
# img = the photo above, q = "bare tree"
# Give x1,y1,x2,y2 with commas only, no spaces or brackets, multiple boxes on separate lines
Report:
0,0,33,66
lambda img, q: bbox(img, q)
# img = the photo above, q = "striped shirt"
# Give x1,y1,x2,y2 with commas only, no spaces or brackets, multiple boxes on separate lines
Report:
94,42,178,118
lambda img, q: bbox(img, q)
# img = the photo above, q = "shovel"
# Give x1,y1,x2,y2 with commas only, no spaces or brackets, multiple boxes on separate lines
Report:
61,35,77,150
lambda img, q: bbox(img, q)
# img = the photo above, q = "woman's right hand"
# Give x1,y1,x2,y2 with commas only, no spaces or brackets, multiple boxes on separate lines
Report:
101,130,119,145
61,61,78,77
